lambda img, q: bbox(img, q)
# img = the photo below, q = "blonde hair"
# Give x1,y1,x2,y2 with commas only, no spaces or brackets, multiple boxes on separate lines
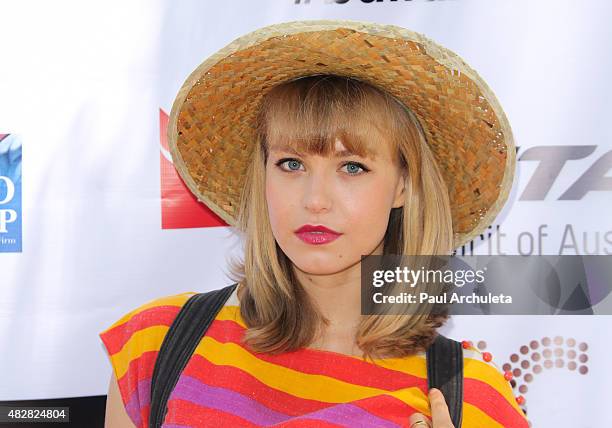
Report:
226,74,454,361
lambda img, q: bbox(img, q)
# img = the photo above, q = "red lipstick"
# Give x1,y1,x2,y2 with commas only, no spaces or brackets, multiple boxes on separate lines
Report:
294,224,342,245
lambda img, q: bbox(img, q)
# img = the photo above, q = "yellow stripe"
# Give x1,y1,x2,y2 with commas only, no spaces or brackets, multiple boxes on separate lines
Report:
193,335,431,413
111,325,170,379
216,305,245,327
463,402,506,428
359,353,428,377
216,306,430,377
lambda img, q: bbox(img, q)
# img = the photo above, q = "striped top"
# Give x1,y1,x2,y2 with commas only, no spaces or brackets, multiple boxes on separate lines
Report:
99,288,529,428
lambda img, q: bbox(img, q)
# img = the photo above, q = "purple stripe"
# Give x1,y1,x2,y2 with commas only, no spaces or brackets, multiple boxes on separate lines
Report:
169,375,289,425
291,402,401,428
124,378,151,427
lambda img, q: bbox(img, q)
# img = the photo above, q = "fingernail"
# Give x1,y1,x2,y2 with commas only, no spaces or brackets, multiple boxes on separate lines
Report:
429,388,439,397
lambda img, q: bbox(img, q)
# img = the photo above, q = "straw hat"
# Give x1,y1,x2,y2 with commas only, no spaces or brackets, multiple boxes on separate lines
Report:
167,19,515,250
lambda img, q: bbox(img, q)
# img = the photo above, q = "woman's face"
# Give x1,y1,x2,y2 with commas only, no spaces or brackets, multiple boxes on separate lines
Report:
265,136,406,276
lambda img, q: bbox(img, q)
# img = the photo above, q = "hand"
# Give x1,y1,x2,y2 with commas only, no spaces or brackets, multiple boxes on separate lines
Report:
408,388,455,428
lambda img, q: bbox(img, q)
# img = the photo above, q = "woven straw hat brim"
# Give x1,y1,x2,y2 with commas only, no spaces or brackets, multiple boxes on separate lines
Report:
168,19,515,250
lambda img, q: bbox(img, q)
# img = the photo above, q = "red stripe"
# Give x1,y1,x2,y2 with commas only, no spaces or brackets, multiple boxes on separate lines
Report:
183,354,329,415
276,418,345,427
205,319,428,391
139,404,150,428
100,305,181,354
464,378,529,427
165,398,260,427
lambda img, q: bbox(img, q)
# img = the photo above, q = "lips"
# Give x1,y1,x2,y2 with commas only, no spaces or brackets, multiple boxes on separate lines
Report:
294,224,342,245
295,224,340,234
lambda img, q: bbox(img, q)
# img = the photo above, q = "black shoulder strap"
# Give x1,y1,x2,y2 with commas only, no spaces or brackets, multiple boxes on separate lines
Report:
149,283,238,428
426,334,464,427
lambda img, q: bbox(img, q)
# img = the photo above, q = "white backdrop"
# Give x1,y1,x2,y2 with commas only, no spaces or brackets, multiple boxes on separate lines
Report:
1,1,611,426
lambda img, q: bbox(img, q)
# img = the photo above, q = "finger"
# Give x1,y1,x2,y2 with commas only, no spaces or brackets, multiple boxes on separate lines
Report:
408,412,432,428
428,388,455,428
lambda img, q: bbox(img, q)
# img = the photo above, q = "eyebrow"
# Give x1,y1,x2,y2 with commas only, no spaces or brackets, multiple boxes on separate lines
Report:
269,146,373,158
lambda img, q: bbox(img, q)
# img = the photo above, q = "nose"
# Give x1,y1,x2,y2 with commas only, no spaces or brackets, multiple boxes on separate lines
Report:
303,171,332,214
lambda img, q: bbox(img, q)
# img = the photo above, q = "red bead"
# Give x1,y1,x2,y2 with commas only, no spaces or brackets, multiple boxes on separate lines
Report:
461,340,472,349
516,395,525,405
504,371,513,381
482,352,493,362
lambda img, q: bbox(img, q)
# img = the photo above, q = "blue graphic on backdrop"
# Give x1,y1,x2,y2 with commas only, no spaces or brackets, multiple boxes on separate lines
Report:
0,134,22,252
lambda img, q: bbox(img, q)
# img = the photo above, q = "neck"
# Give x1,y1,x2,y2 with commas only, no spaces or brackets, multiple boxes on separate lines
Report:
300,273,362,356
292,240,385,355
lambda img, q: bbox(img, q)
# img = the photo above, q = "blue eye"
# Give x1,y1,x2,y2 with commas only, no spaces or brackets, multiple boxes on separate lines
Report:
274,158,369,175
277,159,303,171
342,162,368,175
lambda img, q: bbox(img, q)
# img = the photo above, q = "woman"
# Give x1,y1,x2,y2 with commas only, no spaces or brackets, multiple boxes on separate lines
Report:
100,20,528,427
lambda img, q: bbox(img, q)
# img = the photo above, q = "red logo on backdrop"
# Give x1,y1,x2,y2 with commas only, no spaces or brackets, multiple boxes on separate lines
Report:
159,109,228,229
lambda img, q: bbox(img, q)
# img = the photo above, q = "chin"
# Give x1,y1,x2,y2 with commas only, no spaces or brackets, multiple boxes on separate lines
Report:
289,254,355,275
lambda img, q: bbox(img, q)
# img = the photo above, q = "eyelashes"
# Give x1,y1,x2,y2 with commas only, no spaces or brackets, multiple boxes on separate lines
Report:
274,157,370,176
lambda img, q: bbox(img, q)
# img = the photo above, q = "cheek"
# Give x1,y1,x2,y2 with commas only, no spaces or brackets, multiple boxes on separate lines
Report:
347,208,390,251
340,181,395,231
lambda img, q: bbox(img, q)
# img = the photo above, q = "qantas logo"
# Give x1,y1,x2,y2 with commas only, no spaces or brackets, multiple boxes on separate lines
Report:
519,146,611,200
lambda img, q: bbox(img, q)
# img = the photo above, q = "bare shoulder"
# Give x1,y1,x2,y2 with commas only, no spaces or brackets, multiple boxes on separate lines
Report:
105,372,137,428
